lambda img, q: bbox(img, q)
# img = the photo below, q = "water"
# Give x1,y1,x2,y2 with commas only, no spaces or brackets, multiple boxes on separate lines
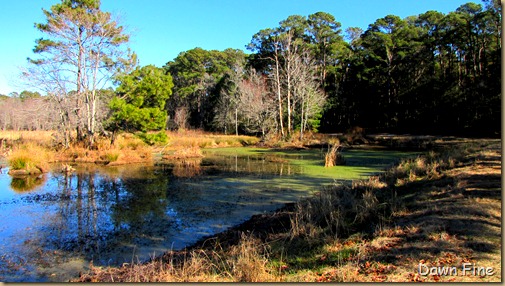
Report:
0,147,415,282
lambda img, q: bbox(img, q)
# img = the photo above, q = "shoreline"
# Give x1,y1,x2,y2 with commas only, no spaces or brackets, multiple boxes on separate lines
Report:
73,138,501,282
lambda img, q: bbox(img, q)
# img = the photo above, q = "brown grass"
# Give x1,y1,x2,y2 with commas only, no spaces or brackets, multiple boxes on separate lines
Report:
1,130,261,171
75,233,276,282
55,135,152,165
163,130,259,150
324,143,345,167
7,142,53,174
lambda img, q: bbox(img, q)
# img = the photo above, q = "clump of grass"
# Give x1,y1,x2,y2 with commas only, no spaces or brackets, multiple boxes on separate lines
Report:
116,134,147,150
227,233,274,282
165,146,203,160
325,143,345,167
103,151,120,163
8,142,52,174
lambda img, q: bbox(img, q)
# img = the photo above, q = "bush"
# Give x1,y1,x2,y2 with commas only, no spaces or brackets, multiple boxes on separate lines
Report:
103,151,120,162
136,131,168,145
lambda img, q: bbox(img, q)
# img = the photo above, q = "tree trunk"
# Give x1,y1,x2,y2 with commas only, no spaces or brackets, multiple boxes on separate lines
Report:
235,108,238,136
274,49,285,138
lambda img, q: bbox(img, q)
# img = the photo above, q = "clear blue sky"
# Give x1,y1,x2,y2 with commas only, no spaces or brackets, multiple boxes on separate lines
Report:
0,0,482,95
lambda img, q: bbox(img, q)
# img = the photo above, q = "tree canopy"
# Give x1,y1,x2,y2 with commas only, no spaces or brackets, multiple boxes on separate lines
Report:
15,1,501,139
25,0,131,147
107,65,173,143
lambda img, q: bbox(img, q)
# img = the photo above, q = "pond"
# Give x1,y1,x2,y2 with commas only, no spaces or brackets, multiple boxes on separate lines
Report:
0,147,416,282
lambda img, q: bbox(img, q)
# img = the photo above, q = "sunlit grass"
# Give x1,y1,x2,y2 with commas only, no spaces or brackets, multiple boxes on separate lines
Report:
8,142,53,174
0,130,53,145
163,130,259,150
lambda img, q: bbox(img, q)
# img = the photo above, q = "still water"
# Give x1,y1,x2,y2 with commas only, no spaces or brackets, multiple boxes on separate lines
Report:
0,147,413,282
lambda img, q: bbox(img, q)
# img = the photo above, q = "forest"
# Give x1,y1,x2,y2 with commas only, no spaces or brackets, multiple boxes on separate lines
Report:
0,0,501,147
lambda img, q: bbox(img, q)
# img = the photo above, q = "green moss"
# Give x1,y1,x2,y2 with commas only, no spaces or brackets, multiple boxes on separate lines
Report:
203,147,419,182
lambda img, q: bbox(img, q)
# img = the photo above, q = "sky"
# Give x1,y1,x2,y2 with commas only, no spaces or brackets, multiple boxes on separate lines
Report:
0,0,483,95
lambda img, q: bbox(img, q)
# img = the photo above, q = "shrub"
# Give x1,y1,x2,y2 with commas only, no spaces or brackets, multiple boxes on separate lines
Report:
137,131,168,145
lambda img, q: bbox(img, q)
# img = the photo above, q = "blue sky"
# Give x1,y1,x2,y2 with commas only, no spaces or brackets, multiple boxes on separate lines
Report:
0,0,481,95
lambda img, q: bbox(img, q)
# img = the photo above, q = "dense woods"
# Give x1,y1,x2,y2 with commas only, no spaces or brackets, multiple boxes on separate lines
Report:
0,0,501,143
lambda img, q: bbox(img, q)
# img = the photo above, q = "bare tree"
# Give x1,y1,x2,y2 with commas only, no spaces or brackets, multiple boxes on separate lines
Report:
23,0,131,148
174,106,189,131
237,69,277,137
291,51,327,140
280,30,300,136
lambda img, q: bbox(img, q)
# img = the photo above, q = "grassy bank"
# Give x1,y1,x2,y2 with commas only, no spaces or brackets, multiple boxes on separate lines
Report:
73,139,501,282
0,130,260,171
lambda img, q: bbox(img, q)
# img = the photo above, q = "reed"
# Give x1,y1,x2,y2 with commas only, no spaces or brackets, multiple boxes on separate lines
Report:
325,143,345,167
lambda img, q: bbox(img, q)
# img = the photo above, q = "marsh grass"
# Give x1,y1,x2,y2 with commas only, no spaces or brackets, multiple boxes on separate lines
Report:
325,143,345,167
1,130,261,170
8,142,53,174
165,130,259,149
77,233,275,282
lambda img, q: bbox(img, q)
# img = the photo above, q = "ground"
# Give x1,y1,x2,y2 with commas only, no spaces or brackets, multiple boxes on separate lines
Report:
352,141,501,282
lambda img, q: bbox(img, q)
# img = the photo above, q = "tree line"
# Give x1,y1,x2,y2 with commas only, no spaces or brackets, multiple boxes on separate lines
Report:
1,0,500,147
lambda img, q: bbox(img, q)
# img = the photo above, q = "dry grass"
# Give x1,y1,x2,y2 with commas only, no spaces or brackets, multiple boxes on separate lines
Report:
324,143,345,167
163,146,203,160
163,130,259,150
75,233,276,282
7,142,53,174
261,131,331,149
55,134,152,165
0,130,53,144
1,130,260,171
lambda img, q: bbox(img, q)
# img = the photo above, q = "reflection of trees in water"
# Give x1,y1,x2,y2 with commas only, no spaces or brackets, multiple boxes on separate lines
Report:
21,155,306,268
48,172,102,255
10,175,46,192
32,168,176,265
203,154,302,176
172,158,202,178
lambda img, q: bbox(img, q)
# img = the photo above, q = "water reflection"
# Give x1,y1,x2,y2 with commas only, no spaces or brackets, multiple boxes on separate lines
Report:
0,148,412,282
10,174,46,192
172,158,202,178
